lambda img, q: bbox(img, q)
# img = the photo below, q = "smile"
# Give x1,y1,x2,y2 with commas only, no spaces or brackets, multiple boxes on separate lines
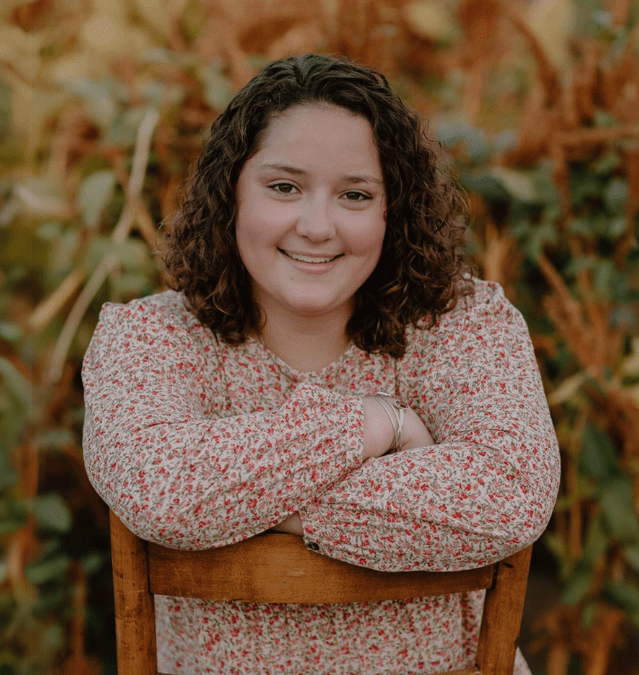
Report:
279,249,343,264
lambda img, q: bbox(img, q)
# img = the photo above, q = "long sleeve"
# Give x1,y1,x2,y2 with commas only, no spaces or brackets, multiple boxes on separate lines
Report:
82,293,363,549
298,282,560,572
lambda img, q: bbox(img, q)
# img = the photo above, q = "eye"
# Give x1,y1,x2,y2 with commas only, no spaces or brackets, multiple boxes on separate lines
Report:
342,191,371,202
269,183,298,195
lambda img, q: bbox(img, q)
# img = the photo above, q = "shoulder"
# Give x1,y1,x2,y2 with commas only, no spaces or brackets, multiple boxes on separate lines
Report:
92,290,212,348
84,290,221,375
454,278,523,327
97,290,198,332
406,278,528,352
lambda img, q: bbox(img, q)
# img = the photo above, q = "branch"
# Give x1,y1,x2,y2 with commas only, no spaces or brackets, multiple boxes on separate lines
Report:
45,108,160,386
27,268,85,333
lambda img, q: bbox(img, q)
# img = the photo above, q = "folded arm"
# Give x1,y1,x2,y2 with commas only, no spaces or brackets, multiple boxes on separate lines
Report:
82,299,365,550
297,286,561,572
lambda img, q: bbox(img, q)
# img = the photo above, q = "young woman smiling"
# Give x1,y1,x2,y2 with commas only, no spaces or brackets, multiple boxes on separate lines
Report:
82,54,560,675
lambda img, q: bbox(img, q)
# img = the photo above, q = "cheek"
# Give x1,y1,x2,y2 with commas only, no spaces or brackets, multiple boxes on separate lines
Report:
237,197,290,246
235,211,262,270
236,202,266,252
358,216,386,257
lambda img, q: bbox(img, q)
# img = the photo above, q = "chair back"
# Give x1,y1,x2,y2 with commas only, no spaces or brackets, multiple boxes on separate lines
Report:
110,511,532,675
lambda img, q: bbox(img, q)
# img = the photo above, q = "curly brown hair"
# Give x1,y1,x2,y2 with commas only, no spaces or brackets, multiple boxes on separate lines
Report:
163,53,472,358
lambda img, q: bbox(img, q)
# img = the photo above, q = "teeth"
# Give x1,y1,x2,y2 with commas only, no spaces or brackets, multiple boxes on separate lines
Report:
284,251,338,264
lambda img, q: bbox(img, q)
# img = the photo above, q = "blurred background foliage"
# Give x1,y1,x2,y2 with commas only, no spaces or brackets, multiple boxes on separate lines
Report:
0,0,638,673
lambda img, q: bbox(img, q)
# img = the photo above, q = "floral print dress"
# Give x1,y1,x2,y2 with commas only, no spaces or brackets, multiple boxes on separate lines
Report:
82,279,560,675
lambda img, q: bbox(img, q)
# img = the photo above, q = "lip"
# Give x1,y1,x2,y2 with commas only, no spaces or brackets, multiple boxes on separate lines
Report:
278,248,344,274
278,249,344,264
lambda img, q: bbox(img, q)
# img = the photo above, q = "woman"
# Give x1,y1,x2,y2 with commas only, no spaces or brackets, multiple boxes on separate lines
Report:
83,54,560,675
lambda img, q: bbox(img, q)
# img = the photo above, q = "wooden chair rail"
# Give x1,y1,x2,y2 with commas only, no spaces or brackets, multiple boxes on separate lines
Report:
110,511,533,675
148,534,496,604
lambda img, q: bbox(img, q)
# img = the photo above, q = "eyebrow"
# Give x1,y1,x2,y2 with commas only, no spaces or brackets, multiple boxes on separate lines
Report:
258,163,383,185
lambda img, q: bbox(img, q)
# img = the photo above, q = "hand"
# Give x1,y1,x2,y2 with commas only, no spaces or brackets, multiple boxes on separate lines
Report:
270,513,303,535
400,406,435,451
362,397,434,460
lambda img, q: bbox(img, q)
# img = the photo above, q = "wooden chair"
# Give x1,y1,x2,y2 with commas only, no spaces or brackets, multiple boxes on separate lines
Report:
110,510,532,675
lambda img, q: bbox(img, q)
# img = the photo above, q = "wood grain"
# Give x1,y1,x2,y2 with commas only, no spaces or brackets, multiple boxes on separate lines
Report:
476,545,533,675
148,533,496,604
110,512,532,675
110,511,157,675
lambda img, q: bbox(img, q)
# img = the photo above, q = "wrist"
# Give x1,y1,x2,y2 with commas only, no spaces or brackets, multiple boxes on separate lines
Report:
369,392,407,452
362,396,395,460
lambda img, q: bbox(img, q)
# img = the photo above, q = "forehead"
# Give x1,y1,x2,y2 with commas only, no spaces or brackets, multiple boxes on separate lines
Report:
252,104,380,169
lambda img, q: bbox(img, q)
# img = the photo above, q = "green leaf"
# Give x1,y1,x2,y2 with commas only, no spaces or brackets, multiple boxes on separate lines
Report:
140,47,175,64
0,451,18,490
562,563,594,604
0,518,25,535
83,236,151,274
33,429,77,451
24,553,71,585
567,217,595,236
525,222,557,259
581,514,610,564
489,167,539,203
141,48,195,67
0,322,22,344
543,531,567,560
604,580,639,625
105,107,152,146
592,151,621,174
600,478,639,544
579,424,619,480
604,177,628,213
492,130,517,154
548,370,589,406
0,499,27,534
65,78,118,128
0,357,33,409
35,220,63,240
30,494,72,533
76,170,117,228
569,169,603,206
623,544,639,574
141,78,181,108
593,260,615,298
582,601,597,629
82,235,111,272
81,551,108,576
116,239,150,270
110,272,152,298
565,255,599,275
42,624,64,651
608,216,627,238
533,161,561,205
434,120,489,162
0,357,36,454
460,172,509,201
199,65,234,110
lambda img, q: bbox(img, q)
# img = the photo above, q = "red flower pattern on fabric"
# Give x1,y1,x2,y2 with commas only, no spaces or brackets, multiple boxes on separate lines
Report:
82,280,560,674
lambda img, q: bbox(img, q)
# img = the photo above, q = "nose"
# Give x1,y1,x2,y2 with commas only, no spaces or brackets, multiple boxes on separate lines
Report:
295,195,335,242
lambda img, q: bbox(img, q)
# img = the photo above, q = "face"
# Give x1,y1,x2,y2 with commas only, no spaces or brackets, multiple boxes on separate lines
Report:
235,104,386,327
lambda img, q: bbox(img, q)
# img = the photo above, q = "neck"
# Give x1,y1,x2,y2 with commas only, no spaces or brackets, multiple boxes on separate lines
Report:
258,307,352,372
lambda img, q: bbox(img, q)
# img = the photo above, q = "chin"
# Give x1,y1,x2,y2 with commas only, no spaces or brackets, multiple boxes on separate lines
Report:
285,298,346,317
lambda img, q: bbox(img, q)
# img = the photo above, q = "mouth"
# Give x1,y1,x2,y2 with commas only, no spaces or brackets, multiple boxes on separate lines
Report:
279,249,343,264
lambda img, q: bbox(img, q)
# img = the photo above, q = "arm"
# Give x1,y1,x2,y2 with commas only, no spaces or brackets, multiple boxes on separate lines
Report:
296,283,561,572
271,401,434,535
82,295,366,550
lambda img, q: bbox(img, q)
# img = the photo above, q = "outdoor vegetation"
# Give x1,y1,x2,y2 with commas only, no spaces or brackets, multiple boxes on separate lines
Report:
1,0,638,673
